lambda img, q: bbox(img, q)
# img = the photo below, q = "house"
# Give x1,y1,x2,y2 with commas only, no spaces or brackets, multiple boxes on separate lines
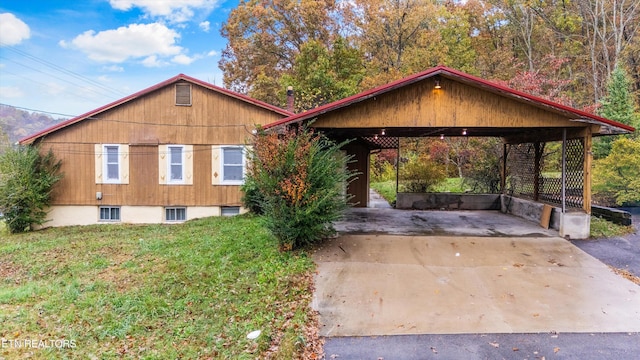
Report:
20,66,635,237
19,74,292,227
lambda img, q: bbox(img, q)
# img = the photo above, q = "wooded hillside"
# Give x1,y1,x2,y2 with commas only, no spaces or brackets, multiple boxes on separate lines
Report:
0,105,66,148
219,0,640,113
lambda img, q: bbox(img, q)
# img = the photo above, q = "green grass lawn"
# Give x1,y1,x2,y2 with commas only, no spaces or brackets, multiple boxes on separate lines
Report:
0,215,317,359
370,180,397,204
590,216,635,238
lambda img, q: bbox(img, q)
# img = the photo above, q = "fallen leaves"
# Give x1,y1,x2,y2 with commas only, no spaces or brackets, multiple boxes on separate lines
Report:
609,266,640,285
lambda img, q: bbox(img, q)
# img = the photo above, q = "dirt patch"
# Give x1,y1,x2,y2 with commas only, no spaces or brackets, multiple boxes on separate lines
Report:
610,266,640,286
0,259,28,284
94,253,136,293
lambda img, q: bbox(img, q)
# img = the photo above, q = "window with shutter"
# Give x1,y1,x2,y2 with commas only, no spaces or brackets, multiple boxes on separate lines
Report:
175,83,191,106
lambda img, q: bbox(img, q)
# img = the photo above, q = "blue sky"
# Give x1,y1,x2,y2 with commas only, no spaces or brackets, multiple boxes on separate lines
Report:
0,0,239,118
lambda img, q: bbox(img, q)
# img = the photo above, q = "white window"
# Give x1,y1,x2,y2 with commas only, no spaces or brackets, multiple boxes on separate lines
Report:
159,145,193,185
168,146,184,182
99,206,120,221
221,206,240,217
212,145,248,185
95,144,129,184
165,207,186,222
223,147,244,183
105,145,119,180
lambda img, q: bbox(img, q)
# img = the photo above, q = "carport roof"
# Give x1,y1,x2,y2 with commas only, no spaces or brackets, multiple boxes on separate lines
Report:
264,66,635,138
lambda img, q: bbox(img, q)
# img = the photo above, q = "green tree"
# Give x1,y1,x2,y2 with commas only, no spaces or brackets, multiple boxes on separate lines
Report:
279,37,365,111
243,125,355,250
0,146,62,233
592,137,640,206
594,66,640,158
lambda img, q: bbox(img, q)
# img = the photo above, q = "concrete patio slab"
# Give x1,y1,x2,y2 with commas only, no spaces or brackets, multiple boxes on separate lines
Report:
312,234,640,336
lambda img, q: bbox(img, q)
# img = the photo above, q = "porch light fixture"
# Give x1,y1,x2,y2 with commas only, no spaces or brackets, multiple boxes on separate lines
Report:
462,129,467,135
434,80,441,89
440,134,445,140
381,129,386,136
374,134,378,140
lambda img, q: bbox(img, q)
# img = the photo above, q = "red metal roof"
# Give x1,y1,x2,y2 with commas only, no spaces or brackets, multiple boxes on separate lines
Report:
263,65,636,134
19,74,293,145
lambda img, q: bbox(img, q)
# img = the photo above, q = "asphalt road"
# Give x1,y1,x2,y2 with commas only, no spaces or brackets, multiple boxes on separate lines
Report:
571,207,640,277
324,333,640,359
324,207,640,359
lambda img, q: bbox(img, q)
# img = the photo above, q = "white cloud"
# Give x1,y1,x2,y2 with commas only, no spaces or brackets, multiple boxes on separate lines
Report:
102,65,124,72
0,13,31,46
109,0,218,23
141,55,166,67
207,50,218,57
172,54,198,65
199,21,210,32
0,85,24,98
60,23,182,63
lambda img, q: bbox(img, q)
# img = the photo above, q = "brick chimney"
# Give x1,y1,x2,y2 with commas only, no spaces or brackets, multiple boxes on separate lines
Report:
286,86,294,113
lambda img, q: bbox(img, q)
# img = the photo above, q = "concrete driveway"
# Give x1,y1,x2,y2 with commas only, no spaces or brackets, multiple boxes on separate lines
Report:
313,209,640,337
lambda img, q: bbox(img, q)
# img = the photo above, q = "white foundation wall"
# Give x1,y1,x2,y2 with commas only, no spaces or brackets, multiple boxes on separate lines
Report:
41,206,99,228
187,206,221,219
121,206,162,224
40,205,243,227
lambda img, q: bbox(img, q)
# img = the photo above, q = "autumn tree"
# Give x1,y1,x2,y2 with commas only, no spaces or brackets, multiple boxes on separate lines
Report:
219,0,340,106
567,0,639,103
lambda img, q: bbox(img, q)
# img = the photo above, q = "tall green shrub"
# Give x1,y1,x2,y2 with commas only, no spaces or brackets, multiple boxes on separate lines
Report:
243,125,355,250
593,138,640,206
0,146,62,233
594,66,640,158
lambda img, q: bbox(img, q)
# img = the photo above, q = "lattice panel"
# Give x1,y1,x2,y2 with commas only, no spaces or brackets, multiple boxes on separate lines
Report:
506,139,584,209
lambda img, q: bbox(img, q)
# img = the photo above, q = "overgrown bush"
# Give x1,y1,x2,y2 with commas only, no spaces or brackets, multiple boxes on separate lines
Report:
0,145,62,233
398,153,447,192
243,125,354,250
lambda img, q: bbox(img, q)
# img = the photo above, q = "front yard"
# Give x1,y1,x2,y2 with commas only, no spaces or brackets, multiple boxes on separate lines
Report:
0,215,320,359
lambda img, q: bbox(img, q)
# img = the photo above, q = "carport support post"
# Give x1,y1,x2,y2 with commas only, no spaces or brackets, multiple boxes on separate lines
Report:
501,143,507,193
533,142,542,201
582,127,592,214
561,129,567,213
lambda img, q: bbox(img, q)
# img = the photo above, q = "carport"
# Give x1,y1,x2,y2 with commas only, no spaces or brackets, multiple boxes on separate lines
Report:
265,66,635,239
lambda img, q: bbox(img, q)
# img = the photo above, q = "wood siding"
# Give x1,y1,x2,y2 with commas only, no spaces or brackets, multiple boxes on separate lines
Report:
39,81,286,206
311,78,584,129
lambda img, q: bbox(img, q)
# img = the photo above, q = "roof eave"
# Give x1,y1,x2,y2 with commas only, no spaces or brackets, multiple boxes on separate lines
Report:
263,65,635,135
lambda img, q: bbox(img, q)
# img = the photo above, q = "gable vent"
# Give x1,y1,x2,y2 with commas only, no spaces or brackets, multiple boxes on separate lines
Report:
175,83,192,106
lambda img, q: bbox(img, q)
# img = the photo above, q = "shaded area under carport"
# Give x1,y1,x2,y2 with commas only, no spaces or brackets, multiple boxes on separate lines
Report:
334,208,559,237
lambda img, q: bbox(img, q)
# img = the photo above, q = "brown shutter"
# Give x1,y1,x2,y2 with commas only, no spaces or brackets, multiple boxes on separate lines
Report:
175,83,191,106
